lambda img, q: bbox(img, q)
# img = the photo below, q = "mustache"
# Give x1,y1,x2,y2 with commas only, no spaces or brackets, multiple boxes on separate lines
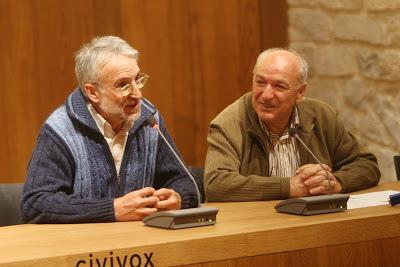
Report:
125,97,142,105
127,95,143,101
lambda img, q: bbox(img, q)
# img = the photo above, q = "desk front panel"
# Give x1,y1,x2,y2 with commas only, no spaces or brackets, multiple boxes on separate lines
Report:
1,182,399,266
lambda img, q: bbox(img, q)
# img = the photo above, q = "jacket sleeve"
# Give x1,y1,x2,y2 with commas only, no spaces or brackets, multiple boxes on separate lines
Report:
204,122,291,202
152,115,198,208
21,125,115,224
330,113,381,193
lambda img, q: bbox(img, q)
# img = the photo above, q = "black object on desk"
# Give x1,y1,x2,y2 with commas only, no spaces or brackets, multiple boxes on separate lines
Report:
394,156,400,181
389,193,400,206
143,206,219,229
274,194,350,215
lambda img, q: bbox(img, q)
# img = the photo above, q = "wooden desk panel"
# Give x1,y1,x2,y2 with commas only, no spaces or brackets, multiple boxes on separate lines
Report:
0,182,399,266
181,237,400,267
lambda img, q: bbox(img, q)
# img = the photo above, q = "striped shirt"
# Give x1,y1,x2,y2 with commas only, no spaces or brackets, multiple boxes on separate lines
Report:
261,107,300,177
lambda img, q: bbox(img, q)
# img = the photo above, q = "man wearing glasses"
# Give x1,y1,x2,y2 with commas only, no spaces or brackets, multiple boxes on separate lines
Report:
22,36,197,223
204,48,380,202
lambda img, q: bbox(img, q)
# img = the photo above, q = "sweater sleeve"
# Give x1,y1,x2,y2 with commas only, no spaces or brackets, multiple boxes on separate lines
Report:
152,115,198,209
330,113,381,193
204,123,290,202
21,125,116,224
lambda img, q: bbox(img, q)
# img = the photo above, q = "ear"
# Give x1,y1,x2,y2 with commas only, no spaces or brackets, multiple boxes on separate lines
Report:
296,83,307,102
83,83,100,104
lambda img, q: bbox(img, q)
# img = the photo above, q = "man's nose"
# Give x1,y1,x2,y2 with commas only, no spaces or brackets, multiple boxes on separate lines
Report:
128,85,142,99
261,84,275,98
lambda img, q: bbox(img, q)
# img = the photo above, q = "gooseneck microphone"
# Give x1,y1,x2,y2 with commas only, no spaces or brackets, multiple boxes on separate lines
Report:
142,116,218,229
288,128,332,194
146,116,202,207
274,127,349,215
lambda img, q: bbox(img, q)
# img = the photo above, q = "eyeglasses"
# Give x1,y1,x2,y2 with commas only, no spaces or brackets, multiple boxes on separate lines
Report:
92,73,149,97
119,72,149,97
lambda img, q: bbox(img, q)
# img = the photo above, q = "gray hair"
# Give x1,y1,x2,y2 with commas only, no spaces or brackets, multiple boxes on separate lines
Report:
254,48,309,86
74,36,139,93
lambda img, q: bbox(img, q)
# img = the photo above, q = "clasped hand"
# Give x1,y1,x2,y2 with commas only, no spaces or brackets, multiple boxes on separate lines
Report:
290,164,342,197
114,187,181,221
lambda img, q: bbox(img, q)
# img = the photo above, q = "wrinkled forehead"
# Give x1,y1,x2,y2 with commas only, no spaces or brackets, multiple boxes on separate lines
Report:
97,52,138,70
98,54,139,82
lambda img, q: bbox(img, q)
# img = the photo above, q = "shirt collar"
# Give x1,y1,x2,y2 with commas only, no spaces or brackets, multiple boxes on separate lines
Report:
87,103,134,137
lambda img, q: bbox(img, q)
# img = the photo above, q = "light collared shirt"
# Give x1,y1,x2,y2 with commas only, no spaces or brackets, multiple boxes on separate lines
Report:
261,107,300,177
88,104,134,174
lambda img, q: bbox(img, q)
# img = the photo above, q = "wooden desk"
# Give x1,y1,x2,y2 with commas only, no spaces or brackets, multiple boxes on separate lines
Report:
1,182,399,267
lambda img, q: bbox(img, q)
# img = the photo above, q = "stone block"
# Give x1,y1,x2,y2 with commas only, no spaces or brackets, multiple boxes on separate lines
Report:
320,0,363,10
342,80,400,148
341,107,391,147
289,9,332,42
367,145,398,182
387,14,400,45
340,79,393,146
313,45,356,76
289,42,316,76
334,15,387,45
342,78,372,109
371,92,400,147
367,0,400,11
289,28,309,42
357,48,400,81
306,78,343,110
395,92,400,109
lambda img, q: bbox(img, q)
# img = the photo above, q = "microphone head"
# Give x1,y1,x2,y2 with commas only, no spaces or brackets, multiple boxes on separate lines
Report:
288,127,299,137
146,116,158,127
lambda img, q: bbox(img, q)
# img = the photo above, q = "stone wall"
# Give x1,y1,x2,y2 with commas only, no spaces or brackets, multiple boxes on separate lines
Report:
288,0,400,182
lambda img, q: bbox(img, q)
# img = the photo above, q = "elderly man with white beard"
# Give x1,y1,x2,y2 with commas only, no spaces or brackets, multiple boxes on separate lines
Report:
22,36,198,223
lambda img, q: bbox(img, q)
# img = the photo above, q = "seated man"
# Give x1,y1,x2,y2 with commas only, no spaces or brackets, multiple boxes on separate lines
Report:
205,48,380,201
21,36,197,223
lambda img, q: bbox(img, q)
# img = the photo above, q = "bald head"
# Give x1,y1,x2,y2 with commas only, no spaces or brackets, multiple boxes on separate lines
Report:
254,48,308,87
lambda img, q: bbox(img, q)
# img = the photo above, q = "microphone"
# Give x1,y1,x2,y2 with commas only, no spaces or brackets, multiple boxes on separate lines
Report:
142,116,219,229
274,127,349,215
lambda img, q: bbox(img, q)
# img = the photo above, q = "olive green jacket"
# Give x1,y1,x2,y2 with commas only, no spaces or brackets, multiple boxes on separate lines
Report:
204,92,380,201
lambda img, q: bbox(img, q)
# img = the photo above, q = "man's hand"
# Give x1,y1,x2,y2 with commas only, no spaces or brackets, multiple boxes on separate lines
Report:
296,164,342,195
296,163,332,177
153,188,181,211
289,174,310,198
114,187,159,222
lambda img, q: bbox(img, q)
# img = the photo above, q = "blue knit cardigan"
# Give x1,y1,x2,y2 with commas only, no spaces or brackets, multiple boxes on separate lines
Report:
21,89,198,223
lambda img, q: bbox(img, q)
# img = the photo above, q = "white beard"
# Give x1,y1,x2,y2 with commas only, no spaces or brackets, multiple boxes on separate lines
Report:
99,96,141,124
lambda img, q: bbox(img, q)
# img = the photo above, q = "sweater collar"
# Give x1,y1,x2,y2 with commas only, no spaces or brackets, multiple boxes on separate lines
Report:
244,92,265,140
296,99,316,138
65,88,156,134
